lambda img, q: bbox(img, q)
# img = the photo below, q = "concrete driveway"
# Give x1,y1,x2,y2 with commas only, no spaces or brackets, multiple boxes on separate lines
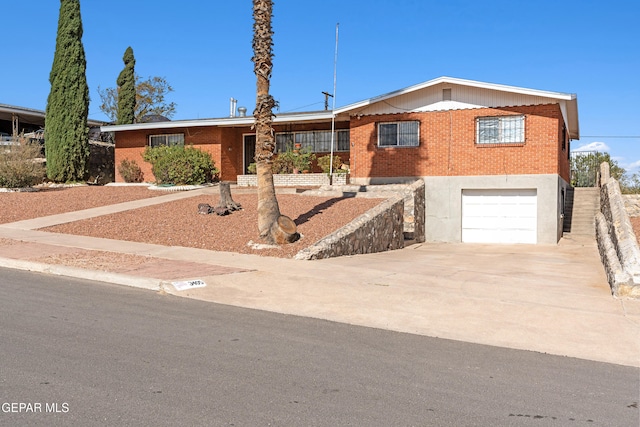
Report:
168,238,640,367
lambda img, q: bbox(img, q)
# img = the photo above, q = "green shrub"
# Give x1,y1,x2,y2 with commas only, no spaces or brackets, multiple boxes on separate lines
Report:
142,145,218,185
0,141,45,188
247,162,257,174
272,144,315,174
317,154,343,174
118,159,144,183
272,151,296,174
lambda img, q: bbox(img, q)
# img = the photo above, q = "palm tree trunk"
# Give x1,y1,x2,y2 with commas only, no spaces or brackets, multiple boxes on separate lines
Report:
252,0,298,244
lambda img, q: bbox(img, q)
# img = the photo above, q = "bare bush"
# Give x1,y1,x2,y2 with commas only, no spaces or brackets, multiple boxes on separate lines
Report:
118,159,144,183
0,139,45,188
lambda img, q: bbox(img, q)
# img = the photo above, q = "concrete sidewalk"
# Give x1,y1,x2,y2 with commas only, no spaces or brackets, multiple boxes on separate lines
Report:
1,189,639,367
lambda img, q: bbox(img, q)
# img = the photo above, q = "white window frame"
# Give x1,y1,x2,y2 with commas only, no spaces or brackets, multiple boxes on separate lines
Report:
148,133,185,147
378,121,420,147
476,115,525,144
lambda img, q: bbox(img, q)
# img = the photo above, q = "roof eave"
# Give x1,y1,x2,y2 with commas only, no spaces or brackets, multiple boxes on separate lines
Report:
101,111,337,132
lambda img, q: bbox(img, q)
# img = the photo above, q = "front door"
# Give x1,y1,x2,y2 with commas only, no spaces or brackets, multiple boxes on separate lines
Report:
243,135,256,174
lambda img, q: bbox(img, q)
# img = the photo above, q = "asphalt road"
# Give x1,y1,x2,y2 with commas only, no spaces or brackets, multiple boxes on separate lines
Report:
1,267,638,426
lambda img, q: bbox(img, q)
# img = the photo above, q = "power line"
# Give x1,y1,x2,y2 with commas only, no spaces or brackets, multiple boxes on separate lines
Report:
281,101,324,113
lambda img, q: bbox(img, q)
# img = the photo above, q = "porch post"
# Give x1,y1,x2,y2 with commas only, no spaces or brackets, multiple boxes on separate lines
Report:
12,113,18,138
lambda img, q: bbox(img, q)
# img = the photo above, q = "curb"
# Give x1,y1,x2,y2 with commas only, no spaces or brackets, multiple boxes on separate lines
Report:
0,257,162,291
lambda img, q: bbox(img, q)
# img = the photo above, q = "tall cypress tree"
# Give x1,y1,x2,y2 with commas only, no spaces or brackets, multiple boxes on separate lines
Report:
116,46,136,124
45,0,90,182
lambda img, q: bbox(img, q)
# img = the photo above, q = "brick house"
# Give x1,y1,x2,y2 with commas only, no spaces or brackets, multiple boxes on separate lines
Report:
102,76,579,245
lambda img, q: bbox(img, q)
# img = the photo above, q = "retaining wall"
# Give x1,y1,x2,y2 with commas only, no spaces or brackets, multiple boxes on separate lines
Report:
596,162,640,298
294,180,425,260
294,196,404,260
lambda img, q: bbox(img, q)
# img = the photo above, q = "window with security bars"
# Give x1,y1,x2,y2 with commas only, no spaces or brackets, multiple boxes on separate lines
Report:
275,130,349,153
149,133,185,147
378,121,420,147
476,116,525,144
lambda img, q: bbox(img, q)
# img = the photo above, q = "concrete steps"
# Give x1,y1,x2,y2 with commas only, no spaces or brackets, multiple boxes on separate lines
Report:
563,187,600,237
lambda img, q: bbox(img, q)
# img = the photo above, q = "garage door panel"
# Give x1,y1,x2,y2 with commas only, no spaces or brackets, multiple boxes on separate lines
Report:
462,229,493,243
502,217,536,229
462,189,537,244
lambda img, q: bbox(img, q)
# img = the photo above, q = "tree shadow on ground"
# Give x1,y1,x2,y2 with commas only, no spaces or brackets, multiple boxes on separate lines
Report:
293,194,356,226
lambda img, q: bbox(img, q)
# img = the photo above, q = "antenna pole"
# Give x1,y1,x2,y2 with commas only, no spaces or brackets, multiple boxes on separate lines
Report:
329,23,339,185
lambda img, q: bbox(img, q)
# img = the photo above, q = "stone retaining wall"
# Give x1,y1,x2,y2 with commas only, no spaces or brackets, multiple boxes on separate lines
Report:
596,162,640,298
305,180,425,241
294,196,404,260
293,180,425,260
237,173,348,187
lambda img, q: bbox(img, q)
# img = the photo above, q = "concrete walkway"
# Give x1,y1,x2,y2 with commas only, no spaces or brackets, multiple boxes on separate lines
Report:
1,189,639,367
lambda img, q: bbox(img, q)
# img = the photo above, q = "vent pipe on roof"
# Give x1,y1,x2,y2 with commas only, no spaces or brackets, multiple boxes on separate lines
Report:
230,98,237,118
237,106,247,117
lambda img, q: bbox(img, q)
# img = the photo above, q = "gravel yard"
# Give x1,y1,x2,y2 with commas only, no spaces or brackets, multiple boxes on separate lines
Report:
0,185,383,258
0,185,164,224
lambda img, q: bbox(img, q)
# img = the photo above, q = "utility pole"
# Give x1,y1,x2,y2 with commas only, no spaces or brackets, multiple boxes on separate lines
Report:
321,91,333,111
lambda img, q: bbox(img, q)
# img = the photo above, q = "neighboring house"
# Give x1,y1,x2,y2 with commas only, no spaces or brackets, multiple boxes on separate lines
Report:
102,76,579,245
1,103,111,181
0,103,104,136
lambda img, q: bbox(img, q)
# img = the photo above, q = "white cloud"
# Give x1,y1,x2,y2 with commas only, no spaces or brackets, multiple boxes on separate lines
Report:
572,141,610,152
624,160,640,173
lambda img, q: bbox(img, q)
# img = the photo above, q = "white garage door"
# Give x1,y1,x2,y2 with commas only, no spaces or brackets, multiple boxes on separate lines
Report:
462,189,537,244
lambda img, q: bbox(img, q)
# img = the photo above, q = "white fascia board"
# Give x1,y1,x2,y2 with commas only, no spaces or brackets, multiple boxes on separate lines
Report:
564,97,580,140
101,118,252,132
440,77,576,100
100,111,335,133
334,76,577,115
274,111,335,123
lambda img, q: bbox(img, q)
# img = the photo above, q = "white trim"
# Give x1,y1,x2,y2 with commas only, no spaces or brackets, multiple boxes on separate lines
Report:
101,111,335,133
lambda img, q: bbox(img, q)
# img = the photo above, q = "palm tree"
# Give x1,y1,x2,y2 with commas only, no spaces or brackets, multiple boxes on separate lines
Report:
252,0,298,244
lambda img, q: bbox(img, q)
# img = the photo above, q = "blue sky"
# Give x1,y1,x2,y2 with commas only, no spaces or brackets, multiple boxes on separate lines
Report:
2,1,639,172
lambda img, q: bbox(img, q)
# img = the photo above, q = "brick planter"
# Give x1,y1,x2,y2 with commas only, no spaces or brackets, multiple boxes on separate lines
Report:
237,173,348,187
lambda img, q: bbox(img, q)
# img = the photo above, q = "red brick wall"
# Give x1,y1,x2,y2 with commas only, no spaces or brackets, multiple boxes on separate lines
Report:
114,126,253,182
557,121,571,181
349,104,570,182
113,105,570,183
114,130,153,182
113,122,351,182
